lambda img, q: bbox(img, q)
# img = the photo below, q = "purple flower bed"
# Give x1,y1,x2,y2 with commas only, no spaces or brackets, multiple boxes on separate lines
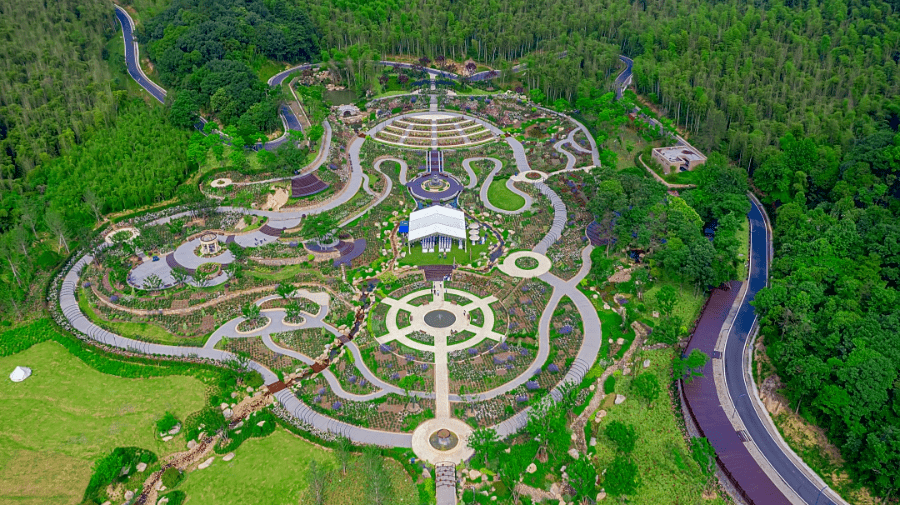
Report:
348,375,357,384
548,363,560,373
314,395,322,403
500,342,509,351
559,325,573,334
391,372,401,380
318,387,326,395
516,395,528,403
420,363,429,371
380,344,392,353
468,348,478,355
526,380,539,390
332,401,342,410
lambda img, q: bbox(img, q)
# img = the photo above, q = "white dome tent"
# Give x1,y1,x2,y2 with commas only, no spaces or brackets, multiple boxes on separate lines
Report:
9,366,32,382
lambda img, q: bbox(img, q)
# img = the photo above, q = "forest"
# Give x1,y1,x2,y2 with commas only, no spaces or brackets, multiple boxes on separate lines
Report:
139,0,319,133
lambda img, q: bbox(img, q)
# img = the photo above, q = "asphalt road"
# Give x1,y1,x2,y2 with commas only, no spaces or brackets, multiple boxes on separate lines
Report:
614,55,633,100
114,6,165,103
725,198,837,505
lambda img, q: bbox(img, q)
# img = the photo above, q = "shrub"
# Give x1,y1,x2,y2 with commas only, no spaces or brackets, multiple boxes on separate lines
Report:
83,447,157,502
156,412,179,434
244,370,264,388
159,491,186,505
605,420,638,454
603,375,616,394
161,468,183,488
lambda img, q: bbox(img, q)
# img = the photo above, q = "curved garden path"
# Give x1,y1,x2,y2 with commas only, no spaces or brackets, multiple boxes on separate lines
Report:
476,157,533,214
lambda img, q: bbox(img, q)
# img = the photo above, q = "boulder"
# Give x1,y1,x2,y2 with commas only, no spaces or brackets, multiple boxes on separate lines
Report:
589,384,595,391
597,491,607,501
568,448,580,460
246,386,254,393
526,463,537,474
187,440,197,450
491,497,497,501
198,457,214,470
230,392,238,399
616,338,624,345
223,452,235,462
234,421,244,429
589,437,597,447
223,408,233,419
162,436,173,442
615,395,626,405
256,421,266,427
168,424,181,435
220,403,229,410
623,367,631,376
468,470,482,480
124,490,134,500
136,462,147,472
643,359,651,369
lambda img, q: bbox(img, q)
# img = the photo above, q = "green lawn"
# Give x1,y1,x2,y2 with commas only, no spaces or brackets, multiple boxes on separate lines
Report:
0,341,205,504
486,177,525,211
643,281,705,324
399,239,492,267
179,428,419,504
589,348,725,504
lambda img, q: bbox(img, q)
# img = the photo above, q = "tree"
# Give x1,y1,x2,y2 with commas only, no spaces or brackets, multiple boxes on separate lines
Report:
192,267,210,288
143,274,163,292
241,302,261,320
605,420,638,453
632,373,661,407
674,349,709,383
19,199,40,237
276,282,296,300
467,427,499,465
44,210,70,253
604,454,639,498
83,188,102,223
655,285,678,317
334,436,353,475
0,234,22,287
305,459,329,505
690,436,717,489
285,301,302,321
567,456,598,504
171,267,189,286
362,446,395,505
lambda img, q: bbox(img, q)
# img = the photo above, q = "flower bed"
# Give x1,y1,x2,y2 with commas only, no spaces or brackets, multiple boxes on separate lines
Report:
237,316,269,333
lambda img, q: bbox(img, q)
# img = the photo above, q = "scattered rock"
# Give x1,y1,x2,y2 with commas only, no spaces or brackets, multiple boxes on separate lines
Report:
616,338,625,345
602,303,611,310
246,386,254,393
422,468,431,479
643,359,651,368
590,437,597,447
168,424,181,435
589,384,595,391
187,440,197,450
549,483,560,496
223,452,235,462
234,421,244,429
615,395,626,405
652,311,660,318
157,498,169,505
504,447,511,453
256,421,266,427
220,403,229,410
162,436,173,442
230,392,238,399
136,462,147,472
526,463,537,474
197,431,205,440
101,502,111,505
597,491,607,501
623,367,631,376
568,448,580,460
124,490,134,500
491,497,497,502
198,457,214,470
570,433,577,441
223,408,233,419
469,470,482,480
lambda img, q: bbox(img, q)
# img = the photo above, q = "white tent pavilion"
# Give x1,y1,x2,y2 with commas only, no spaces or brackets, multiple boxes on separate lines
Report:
408,206,467,253
9,366,31,382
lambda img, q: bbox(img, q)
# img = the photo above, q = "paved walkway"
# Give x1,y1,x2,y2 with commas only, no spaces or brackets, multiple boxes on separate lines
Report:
476,157,533,214
497,251,552,278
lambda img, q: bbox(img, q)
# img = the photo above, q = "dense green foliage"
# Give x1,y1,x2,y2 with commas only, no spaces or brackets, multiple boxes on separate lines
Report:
0,0,117,175
83,447,157,502
140,0,318,132
312,0,900,163
754,128,900,496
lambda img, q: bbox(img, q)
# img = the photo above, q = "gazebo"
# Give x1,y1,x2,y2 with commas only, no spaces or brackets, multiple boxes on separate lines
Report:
199,233,220,255
408,206,467,253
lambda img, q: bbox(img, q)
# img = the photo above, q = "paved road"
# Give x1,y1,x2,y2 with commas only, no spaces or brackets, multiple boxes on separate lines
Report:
724,198,839,505
615,55,634,100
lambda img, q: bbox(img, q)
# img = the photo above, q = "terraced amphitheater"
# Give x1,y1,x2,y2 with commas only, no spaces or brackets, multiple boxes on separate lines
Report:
373,112,498,148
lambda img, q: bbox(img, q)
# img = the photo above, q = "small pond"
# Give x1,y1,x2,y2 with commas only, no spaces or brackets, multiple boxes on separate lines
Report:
324,89,357,105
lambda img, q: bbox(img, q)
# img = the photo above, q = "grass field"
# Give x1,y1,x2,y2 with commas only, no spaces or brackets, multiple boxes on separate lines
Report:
486,178,525,211
179,428,419,504
589,348,725,504
399,239,493,267
0,341,205,504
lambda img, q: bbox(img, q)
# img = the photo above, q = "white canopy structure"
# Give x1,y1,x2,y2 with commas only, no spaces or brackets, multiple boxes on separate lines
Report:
9,366,31,382
408,206,466,242
408,206,467,253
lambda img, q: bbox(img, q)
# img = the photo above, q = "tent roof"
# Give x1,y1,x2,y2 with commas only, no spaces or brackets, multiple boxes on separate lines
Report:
9,366,31,382
408,206,466,242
